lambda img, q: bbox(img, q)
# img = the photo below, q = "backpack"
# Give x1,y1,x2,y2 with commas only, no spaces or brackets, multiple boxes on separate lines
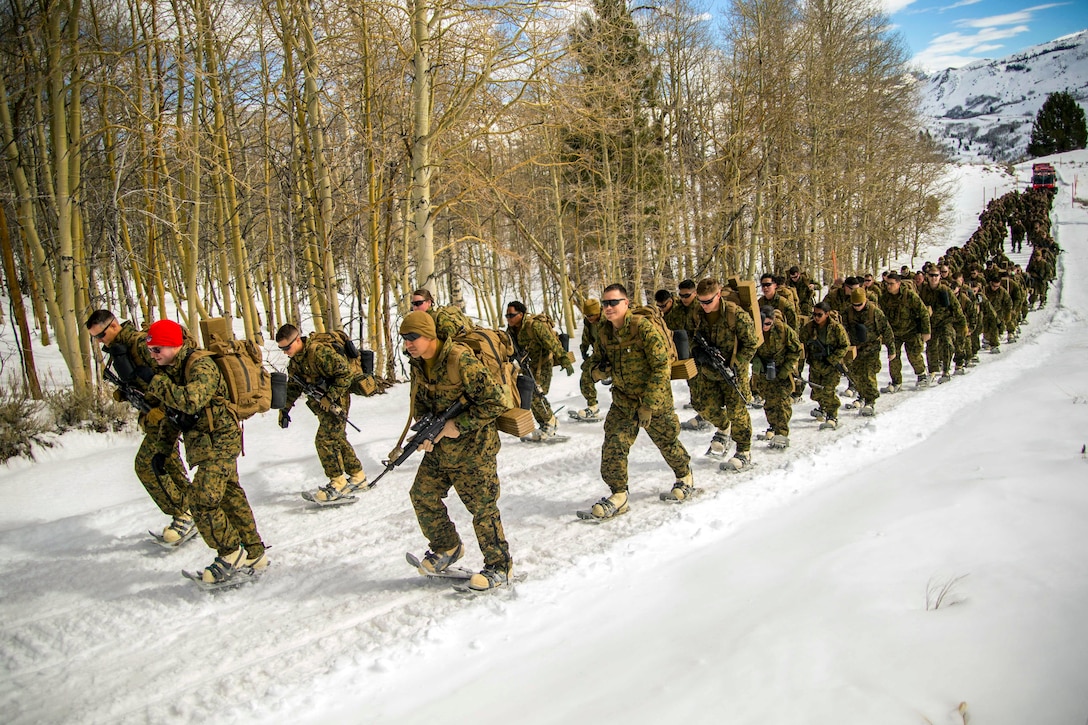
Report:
444,328,521,411
522,313,569,368
187,325,272,421
308,330,379,396
628,304,678,364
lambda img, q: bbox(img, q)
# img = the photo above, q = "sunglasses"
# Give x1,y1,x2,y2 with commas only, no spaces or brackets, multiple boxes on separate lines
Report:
147,346,165,355
760,282,773,288
505,312,519,319
852,302,865,308
601,298,626,307
410,299,426,307
928,273,941,278
402,332,422,341
812,312,826,319
697,295,718,306
678,292,694,300
278,337,298,352
92,329,109,341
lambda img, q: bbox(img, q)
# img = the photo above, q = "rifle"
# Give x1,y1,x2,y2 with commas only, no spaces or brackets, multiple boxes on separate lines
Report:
371,399,467,486
291,375,361,432
836,362,859,392
103,355,199,431
692,332,750,403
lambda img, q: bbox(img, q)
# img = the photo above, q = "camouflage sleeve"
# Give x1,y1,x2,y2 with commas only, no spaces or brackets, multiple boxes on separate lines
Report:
782,325,803,375
734,309,759,367
638,317,672,411
782,300,799,330
535,317,568,361
826,323,850,366
283,359,303,412
453,349,508,434
147,355,221,415
874,308,894,349
579,324,592,359
313,343,353,401
914,294,932,336
949,291,967,331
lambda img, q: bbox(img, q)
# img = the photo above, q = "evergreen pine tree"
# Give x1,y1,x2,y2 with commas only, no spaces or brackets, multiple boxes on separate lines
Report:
1027,91,1088,157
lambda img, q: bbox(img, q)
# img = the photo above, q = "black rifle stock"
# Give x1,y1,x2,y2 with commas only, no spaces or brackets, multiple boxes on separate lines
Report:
692,333,750,403
103,357,199,431
371,399,467,486
291,375,361,432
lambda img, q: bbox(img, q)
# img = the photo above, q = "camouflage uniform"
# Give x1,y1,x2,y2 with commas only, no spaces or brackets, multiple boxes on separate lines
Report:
786,273,818,316
842,303,893,405
954,286,979,369
147,339,265,559
800,315,850,420
590,310,690,494
690,302,759,453
917,281,967,377
822,286,851,316
408,340,512,573
578,316,604,407
664,299,697,339
880,286,931,385
759,292,799,331
282,336,363,480
983,283,1013,348
751,318,803,436
509,314,573,427
111,321,191,519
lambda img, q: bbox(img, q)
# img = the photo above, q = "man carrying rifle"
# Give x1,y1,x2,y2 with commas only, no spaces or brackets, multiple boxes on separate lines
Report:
276,324,368,504
400,311,513,591
690,278,759,471
800,302,850,431
86,310,195,546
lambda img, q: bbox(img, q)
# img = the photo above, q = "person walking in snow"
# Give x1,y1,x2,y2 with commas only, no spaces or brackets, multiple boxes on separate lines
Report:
399,311,514,590
570,297,605,422
276,324,370,504
144,320,268,584
505,300,574,442
879,272,931,392
578,284,692,519
752,306,803,449
801,302,850,430
86,310,195,547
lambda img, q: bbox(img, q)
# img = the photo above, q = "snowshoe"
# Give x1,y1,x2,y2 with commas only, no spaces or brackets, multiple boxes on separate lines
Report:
406,551,474,580
768,434,790,449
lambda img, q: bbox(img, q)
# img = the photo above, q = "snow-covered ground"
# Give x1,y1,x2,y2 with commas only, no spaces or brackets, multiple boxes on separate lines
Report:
2,154,1087,725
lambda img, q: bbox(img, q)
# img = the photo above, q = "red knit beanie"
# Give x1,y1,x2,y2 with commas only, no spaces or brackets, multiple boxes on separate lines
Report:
146,320,184,347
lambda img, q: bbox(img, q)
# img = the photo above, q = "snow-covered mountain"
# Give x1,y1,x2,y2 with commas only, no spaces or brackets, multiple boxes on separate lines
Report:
916,29,1088,163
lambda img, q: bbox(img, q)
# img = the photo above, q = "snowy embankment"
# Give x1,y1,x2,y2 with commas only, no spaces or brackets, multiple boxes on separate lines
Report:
2,154,1087,725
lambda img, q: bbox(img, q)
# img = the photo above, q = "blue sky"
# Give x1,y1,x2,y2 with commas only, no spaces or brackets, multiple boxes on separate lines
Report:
883,0,1087,71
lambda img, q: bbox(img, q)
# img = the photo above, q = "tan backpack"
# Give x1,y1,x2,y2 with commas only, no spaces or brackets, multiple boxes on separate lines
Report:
188,319,271,421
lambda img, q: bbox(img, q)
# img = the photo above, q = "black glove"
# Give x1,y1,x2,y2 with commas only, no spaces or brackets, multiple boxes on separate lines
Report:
151,453,168,477
279,410,291,429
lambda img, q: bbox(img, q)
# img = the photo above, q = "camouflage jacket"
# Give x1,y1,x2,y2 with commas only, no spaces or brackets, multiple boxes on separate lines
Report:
800,317,850,372
509,314,569,377
664,300,697,337
692,301,759,381
590,310,673,412
113,321,157,391
759,293,799,330
879,287,931,339
956,288,980,332
822,286,851,316
284,336,355,413
917,281,967,332
579,317,603,362
147,338,241,466
843,302,893,353
786,274,818,315
983,284,1013,322
753,318,802,377
408,340,507,464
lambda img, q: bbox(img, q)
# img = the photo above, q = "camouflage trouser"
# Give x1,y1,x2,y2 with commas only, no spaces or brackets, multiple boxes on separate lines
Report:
600,398,690,493
983,319,1004,349
753,375,795,436
187,457,264,558
926,323,955,375
808,363,842,420
529,365,555,427
313,403,362,479
954,329,972,367
690,373,752,452
409,450,511,572
847,348,881,404
134,423,189,517
888,335,926,385
578,363,598,407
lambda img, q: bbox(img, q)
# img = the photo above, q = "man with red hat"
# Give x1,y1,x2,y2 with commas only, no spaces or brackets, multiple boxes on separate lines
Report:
144,319,268,585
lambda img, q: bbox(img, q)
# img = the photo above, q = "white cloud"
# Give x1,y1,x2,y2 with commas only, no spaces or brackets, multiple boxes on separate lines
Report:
912,25,1031,71
956,3,1065,29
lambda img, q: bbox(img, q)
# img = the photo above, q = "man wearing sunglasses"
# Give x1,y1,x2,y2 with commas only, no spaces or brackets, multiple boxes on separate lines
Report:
800,302,850,430
85,309,195,547
505,300,574,443
578,284,692,518
689,278,759,471
143,320,268,585
880,272,931,392
669,279,710,432
785,265,819,317
275,324,369,504
917,263,967,385
751,306,802,449
758,274,799,331
399,311,513,590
